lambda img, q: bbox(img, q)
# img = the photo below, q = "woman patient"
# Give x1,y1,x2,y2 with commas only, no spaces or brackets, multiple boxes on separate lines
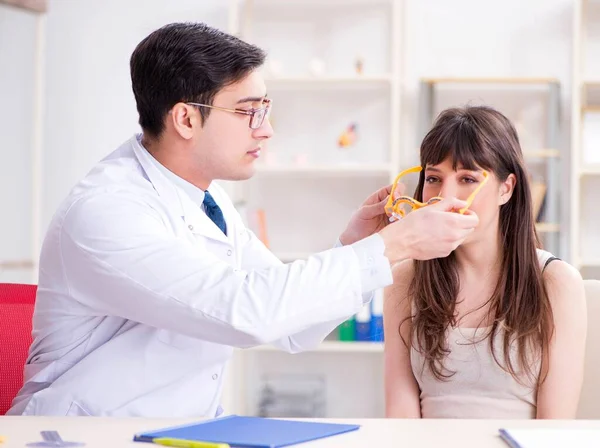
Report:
384,105,587,419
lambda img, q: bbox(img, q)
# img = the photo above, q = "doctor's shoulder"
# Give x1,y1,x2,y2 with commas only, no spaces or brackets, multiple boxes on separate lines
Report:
54,177,168,243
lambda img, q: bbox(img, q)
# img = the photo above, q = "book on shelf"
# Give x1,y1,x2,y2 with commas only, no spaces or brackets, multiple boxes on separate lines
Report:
354,303,371,341
236,201,270,248
530,180,546,223
254,209,269,248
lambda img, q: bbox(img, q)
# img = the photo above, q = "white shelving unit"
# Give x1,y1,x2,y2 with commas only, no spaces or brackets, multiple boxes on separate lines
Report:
221,0,403,418
0,0,45,284
229,0,403,255
572,0,600,279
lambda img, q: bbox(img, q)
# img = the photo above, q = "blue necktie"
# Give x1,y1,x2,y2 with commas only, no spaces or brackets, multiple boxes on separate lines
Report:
203,191,227,236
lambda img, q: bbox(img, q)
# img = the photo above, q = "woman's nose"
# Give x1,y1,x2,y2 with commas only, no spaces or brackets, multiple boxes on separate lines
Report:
439,182,459,199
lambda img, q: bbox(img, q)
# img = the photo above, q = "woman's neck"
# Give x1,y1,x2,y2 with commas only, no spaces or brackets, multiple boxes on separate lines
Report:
454,222,503,281
451,222,503,327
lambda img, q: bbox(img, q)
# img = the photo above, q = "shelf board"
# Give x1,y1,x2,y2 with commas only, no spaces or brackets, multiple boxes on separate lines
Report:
264,75,393,90
255,165,392,176
0,259,36,270
535,223,560,233
581,105,600,114
579,259,600,269
580,165,600,176
522,149,560,159
410,149,559,159
421,77,559,85
250,341,383,354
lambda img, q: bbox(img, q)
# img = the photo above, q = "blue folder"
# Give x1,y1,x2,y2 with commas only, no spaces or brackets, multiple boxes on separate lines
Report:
133,415,360,448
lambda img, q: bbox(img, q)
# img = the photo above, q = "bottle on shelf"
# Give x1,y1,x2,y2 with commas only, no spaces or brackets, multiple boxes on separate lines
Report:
338,317,355,342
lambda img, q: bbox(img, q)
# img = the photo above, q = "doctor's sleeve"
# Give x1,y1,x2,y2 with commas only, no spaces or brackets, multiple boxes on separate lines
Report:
240,225,393,353
59,192,387,349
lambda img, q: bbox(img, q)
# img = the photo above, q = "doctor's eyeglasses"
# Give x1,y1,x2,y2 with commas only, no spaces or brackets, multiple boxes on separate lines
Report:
385,165,489,221
186,98,272,130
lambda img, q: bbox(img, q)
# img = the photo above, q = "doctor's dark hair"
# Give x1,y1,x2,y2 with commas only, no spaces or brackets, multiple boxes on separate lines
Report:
402,105,554,387
130,22,266,138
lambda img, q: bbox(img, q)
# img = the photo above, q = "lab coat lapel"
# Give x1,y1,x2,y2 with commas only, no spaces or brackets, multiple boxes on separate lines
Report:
178,192,231,245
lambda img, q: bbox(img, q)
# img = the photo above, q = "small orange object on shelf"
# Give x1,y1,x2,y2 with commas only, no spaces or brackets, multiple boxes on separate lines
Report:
338,123,358,148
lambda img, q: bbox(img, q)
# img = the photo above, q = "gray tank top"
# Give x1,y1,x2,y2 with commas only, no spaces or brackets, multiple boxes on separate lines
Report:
410,249,558,419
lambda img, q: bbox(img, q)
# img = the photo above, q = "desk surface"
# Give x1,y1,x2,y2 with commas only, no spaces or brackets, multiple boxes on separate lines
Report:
1,416,599,447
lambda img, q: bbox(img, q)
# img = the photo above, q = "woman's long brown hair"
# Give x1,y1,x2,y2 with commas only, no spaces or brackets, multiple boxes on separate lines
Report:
406,105,554,385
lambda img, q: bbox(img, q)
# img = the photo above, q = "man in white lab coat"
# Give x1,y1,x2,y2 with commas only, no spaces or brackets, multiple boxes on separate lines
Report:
8,23,478,417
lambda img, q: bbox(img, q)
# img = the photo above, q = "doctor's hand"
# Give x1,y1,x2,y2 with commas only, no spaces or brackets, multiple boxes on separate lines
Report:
378,197,479,264
339,183,404,246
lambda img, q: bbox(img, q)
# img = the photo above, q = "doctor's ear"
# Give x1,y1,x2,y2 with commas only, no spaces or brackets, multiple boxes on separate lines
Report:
498,173,516,205
169,103,198,140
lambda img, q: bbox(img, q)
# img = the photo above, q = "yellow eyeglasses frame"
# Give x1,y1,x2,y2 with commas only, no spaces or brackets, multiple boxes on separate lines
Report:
384,165,489,221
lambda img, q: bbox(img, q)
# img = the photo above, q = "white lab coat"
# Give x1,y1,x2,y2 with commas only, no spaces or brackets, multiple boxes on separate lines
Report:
8,134,391,417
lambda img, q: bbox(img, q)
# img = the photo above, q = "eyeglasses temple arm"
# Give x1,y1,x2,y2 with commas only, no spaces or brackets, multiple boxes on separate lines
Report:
459,171,489,214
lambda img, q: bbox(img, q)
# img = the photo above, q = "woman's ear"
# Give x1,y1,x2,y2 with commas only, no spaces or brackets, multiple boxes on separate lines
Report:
499,173,516,205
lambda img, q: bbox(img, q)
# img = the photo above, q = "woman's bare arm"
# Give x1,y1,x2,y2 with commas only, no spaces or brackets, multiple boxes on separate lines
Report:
536,261,587,419
384,260,422,418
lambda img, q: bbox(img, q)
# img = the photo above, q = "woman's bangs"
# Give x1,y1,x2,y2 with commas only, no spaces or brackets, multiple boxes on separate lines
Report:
421,121,493,172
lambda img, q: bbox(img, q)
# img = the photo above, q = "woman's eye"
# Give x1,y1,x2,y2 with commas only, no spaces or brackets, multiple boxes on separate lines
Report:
462,177,477,184
425,176,439,184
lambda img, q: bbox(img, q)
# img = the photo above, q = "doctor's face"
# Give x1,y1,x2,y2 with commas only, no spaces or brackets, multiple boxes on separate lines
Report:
195,70,274,182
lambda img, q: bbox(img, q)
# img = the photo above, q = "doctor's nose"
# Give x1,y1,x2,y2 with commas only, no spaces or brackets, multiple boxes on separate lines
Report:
252,117,274,140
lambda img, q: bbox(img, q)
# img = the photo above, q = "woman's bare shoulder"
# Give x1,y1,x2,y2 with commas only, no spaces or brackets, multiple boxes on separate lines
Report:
390,260,415,293
542,258,585,311
385,260,415,320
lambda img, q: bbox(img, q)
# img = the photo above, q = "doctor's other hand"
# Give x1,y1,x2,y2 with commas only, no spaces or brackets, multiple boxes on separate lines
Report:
378,197,479,264
339,182,405,246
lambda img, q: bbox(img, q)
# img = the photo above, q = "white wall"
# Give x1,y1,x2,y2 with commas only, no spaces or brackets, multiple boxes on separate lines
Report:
40,0,229,231
0,5,36,282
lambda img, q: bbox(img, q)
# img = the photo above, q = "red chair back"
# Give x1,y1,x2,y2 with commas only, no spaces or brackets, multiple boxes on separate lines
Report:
0,283,36,415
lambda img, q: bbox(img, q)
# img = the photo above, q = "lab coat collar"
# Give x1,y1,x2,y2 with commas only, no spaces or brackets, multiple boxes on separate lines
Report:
130,134,231,245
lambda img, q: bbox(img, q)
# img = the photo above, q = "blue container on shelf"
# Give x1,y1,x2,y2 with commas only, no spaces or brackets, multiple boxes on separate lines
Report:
354,304,371,341
369,289,384,342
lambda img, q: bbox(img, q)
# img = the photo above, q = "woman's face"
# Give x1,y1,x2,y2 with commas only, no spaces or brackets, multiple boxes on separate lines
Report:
422,156,515,244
